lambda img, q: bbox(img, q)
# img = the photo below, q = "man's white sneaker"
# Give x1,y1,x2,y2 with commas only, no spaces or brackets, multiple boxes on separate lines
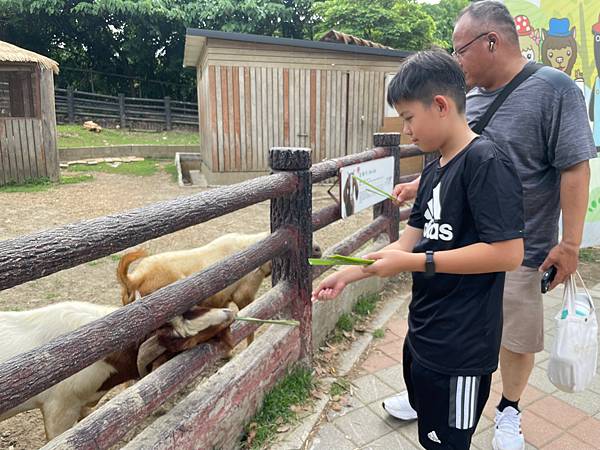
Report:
382,391,418,420
492,407,525,450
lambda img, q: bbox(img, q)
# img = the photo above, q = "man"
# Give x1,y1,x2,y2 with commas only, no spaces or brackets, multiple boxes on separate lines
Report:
382,2,595,450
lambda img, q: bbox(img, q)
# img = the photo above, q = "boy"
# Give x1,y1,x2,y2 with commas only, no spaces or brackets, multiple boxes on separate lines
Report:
311,50,525,449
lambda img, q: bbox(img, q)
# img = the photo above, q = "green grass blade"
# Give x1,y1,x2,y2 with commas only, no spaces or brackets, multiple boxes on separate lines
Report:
352,174,396,201
236,317,299,326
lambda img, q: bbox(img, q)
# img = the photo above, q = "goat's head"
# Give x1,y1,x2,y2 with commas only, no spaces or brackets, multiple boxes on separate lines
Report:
136,306,236,377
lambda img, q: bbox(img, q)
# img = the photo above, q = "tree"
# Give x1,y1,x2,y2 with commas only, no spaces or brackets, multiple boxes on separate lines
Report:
0,0,317,100
312,0,435,51
422,0,469,51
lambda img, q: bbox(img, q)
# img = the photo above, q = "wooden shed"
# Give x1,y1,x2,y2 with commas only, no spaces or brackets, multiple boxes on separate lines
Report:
0,41,59,186
183,29,412,184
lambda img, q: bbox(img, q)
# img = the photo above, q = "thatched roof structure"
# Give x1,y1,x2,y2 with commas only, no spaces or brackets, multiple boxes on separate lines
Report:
0,40,59,74
320,30,393,50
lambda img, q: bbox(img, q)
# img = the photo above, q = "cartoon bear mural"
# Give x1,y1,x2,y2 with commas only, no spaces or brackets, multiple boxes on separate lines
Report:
589,14,600,147
515,15,540,62
541,17,578,76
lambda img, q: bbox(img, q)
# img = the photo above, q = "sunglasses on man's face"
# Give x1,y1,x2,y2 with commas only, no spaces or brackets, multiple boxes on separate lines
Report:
452,32,491,58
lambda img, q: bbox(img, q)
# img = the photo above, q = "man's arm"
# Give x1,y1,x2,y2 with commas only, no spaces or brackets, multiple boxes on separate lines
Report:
540,160,590,289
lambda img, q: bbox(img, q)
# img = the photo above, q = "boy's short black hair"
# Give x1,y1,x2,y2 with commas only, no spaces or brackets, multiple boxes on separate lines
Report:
387,50,467,113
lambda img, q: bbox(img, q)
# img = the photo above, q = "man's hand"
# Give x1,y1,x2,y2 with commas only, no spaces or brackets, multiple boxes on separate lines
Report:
393,177,419,204
539,241,579,291
311,273,347,302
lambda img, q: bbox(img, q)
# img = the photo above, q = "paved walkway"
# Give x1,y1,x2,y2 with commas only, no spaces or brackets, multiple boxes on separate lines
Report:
307,283,600,450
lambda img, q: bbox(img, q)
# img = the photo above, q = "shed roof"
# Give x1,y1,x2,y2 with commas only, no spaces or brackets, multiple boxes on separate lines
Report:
320,30,393,49
184,28,411,67
0,40,59,74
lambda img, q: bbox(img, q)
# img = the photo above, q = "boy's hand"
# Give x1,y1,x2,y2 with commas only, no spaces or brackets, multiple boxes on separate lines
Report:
393,178,419,204
362,250,411,277
311,273,347,302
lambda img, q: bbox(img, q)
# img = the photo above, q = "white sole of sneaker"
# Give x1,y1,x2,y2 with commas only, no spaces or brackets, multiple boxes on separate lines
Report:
492,436,525,450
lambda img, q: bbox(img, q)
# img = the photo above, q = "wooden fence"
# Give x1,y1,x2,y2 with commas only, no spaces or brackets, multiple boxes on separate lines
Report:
0,133,422,449
54,88,198,130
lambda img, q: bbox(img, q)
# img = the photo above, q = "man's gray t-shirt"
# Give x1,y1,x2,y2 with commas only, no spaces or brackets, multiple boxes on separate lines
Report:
466,65,597,268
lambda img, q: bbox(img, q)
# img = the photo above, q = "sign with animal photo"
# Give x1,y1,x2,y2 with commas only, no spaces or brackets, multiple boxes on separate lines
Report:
503,0,600,246
339,157,394,219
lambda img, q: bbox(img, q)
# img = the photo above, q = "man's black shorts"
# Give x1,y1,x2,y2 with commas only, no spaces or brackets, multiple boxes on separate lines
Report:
403,340,492,449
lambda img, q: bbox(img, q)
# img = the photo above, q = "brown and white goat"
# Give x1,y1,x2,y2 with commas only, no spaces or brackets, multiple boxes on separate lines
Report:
116,232,321,350
0,301,234,441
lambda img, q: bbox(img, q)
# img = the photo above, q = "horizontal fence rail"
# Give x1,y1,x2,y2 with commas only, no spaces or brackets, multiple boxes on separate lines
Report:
55,88,198,130
0,172,297,291
0,229,293,415
0,132,420,448
41,281,294,450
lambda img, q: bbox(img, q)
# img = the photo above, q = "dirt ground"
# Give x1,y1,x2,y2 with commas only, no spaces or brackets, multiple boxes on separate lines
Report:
0,166,376,450
1,166,599,450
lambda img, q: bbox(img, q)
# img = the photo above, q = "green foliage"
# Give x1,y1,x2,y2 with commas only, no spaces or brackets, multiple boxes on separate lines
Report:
312,0,435,51
0,174,93,193
60,174,94,184
57,125,199,148
580,247,600,263
336,313,355,332
243,366,314,449
0,0,316,100
66,159,159,176
163,162,179,182
372,328,385,339
330,377,351,396
353,293,380,316
422,0,469,51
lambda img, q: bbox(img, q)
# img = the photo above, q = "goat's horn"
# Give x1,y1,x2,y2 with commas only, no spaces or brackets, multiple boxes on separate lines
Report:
137,335,167,378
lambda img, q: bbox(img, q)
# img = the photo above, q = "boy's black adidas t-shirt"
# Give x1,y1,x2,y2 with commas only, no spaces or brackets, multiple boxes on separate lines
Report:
407,137,524,376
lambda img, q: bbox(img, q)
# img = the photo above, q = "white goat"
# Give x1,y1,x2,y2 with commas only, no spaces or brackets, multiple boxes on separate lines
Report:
0,301,234,441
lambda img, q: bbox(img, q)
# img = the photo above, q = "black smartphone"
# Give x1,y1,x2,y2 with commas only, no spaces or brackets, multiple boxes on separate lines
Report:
541,266,557,294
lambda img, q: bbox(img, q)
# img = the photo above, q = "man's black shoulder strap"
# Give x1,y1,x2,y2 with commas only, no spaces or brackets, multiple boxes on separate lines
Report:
471,63,543,134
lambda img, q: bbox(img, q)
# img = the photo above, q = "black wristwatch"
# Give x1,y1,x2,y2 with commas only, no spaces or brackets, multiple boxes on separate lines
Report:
425,250,435,278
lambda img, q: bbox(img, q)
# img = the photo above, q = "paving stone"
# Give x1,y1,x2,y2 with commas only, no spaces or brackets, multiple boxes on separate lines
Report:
308,422,356,450
535,350,550,364
394,420,421,448
360,429,418,449
373,363,406,393
540,432,596,450
333,406,394,447
376,339,404,362
528,366,558,394
554,389,600,416
352,373,396,404
526,396,589,429
568,417,600,448
360,351,397,373
367,401,411,430
325,394,364,421
384,318,408,338
521,411,563,448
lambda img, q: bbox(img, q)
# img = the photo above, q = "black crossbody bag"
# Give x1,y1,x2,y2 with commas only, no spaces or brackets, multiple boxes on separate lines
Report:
471,63,542,134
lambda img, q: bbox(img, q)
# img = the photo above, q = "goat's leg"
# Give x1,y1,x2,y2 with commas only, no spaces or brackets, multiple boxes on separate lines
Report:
41,399,81,441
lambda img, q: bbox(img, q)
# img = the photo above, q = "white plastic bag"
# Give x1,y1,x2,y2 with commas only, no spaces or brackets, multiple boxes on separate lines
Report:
547,272,598,393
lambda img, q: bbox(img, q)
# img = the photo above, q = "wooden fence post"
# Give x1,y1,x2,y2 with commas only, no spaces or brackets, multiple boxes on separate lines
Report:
118,93,126,129
269,147,313,359
373,132,401,242
67,86,75,124
164,96,172,131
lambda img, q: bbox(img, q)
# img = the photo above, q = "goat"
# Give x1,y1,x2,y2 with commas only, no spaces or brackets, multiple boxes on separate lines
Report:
116,232,321,352
0,301,234,441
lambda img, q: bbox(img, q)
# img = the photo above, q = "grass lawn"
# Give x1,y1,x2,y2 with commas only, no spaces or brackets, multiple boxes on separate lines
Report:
57,124,199,148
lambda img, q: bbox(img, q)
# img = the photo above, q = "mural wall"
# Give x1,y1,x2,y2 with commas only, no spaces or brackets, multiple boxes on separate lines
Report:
504,0,600,247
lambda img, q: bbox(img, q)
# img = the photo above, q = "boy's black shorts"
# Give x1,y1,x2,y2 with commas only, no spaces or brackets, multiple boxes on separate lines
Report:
403,340,492,450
